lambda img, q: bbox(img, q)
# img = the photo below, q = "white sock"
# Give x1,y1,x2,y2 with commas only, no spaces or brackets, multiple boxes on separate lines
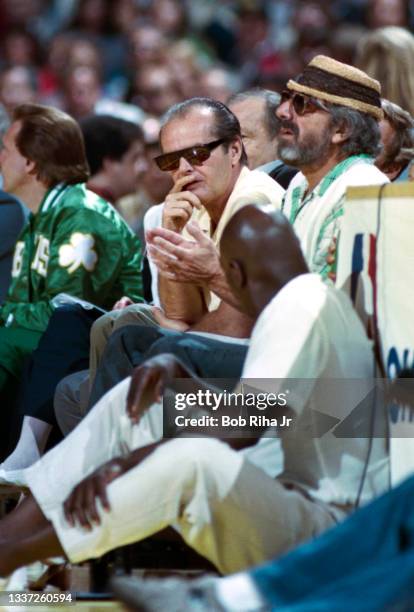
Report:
216,573,267,611
1,417,52,471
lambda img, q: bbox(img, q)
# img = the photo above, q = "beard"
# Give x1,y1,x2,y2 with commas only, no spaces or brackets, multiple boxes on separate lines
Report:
277,120,333,167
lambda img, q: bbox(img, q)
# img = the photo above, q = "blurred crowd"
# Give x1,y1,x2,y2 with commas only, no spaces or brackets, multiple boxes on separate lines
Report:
0,0,413,121
1,1,414,607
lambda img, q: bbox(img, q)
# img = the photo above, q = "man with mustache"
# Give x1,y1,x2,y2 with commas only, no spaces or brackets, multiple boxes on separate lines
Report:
275,55,388,279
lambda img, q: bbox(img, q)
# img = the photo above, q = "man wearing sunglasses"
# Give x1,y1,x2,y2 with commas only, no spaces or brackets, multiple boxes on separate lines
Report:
275,54,389,280
153,97,283,325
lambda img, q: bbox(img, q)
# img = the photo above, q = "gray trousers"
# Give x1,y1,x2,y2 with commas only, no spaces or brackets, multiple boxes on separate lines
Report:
55,304,249,436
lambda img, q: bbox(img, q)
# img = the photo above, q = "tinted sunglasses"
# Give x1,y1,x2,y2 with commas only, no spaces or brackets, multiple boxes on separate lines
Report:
154,138,227,171
279,90,329,116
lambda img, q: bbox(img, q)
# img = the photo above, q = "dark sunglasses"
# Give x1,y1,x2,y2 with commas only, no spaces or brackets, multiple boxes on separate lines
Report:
154,138,227,171
279,90,329,116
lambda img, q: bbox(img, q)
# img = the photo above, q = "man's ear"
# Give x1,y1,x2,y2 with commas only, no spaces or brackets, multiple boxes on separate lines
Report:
26,158,37,177
228,259,246,289
102,157,116,173
229,137,243,166
383,161,405,181
331,121,349,145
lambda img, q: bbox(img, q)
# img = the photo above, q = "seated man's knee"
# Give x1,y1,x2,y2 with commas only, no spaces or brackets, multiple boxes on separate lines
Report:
161,438,237,479
91,311,119,346
146,334,185,359
112,303,156,332
107,324,164,357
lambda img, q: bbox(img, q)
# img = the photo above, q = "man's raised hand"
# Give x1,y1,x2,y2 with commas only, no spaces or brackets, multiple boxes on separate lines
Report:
112,296,135,310
147,221,221,284
162,176,202,233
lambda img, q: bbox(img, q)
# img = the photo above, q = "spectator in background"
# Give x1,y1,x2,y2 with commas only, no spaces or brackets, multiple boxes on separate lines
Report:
199,66,239,103
107,0,137,37
36,32,73,105
1,27,42,68
291,1,334,68
329,24,368,66
366,0,410,29
0,0,75,44
68,0,128,90
355,26,414,116
234,1,274,82
129,63,181,118
62,65,101,120
80,114,148,206
228,88,298,189
67,37,102,75
60,60,143,124
167,41,203,101
150,0,188,38
376,99,414,182
0,102,29,303
0,66,37,113
127,23,168,73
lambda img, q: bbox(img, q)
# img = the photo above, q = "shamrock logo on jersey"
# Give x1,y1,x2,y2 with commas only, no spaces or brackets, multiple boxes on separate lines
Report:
59,233,98,274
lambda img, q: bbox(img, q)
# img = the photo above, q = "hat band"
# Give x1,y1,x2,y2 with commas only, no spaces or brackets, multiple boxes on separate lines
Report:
286,80,383,120
294,65,381,110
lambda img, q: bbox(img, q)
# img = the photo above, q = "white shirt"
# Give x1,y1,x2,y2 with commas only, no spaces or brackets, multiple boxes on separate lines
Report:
183,166,284,311
146,168,284,312
241,273,389,506
282,156,389,279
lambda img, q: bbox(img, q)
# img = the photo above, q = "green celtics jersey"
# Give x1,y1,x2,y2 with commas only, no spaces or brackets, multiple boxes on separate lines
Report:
0,183,143,333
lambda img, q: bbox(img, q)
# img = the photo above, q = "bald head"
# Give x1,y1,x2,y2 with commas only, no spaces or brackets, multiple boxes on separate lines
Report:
220,205,308,318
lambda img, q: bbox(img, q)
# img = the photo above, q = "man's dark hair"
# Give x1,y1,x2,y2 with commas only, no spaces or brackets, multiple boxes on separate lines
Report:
13,103,90,187
227,88,281,138
160,97,248,165
328,105,381,157
80,115,144,175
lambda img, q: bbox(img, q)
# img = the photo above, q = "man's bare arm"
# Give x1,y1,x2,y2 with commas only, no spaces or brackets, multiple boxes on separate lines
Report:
189,299,254,337
148,223,242,309
158,273,207,324
155,177,209,323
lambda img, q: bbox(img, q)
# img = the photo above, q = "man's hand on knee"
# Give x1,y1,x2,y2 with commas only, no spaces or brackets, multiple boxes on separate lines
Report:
63,457,127,530
127,354,190,423
112,296,135,310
